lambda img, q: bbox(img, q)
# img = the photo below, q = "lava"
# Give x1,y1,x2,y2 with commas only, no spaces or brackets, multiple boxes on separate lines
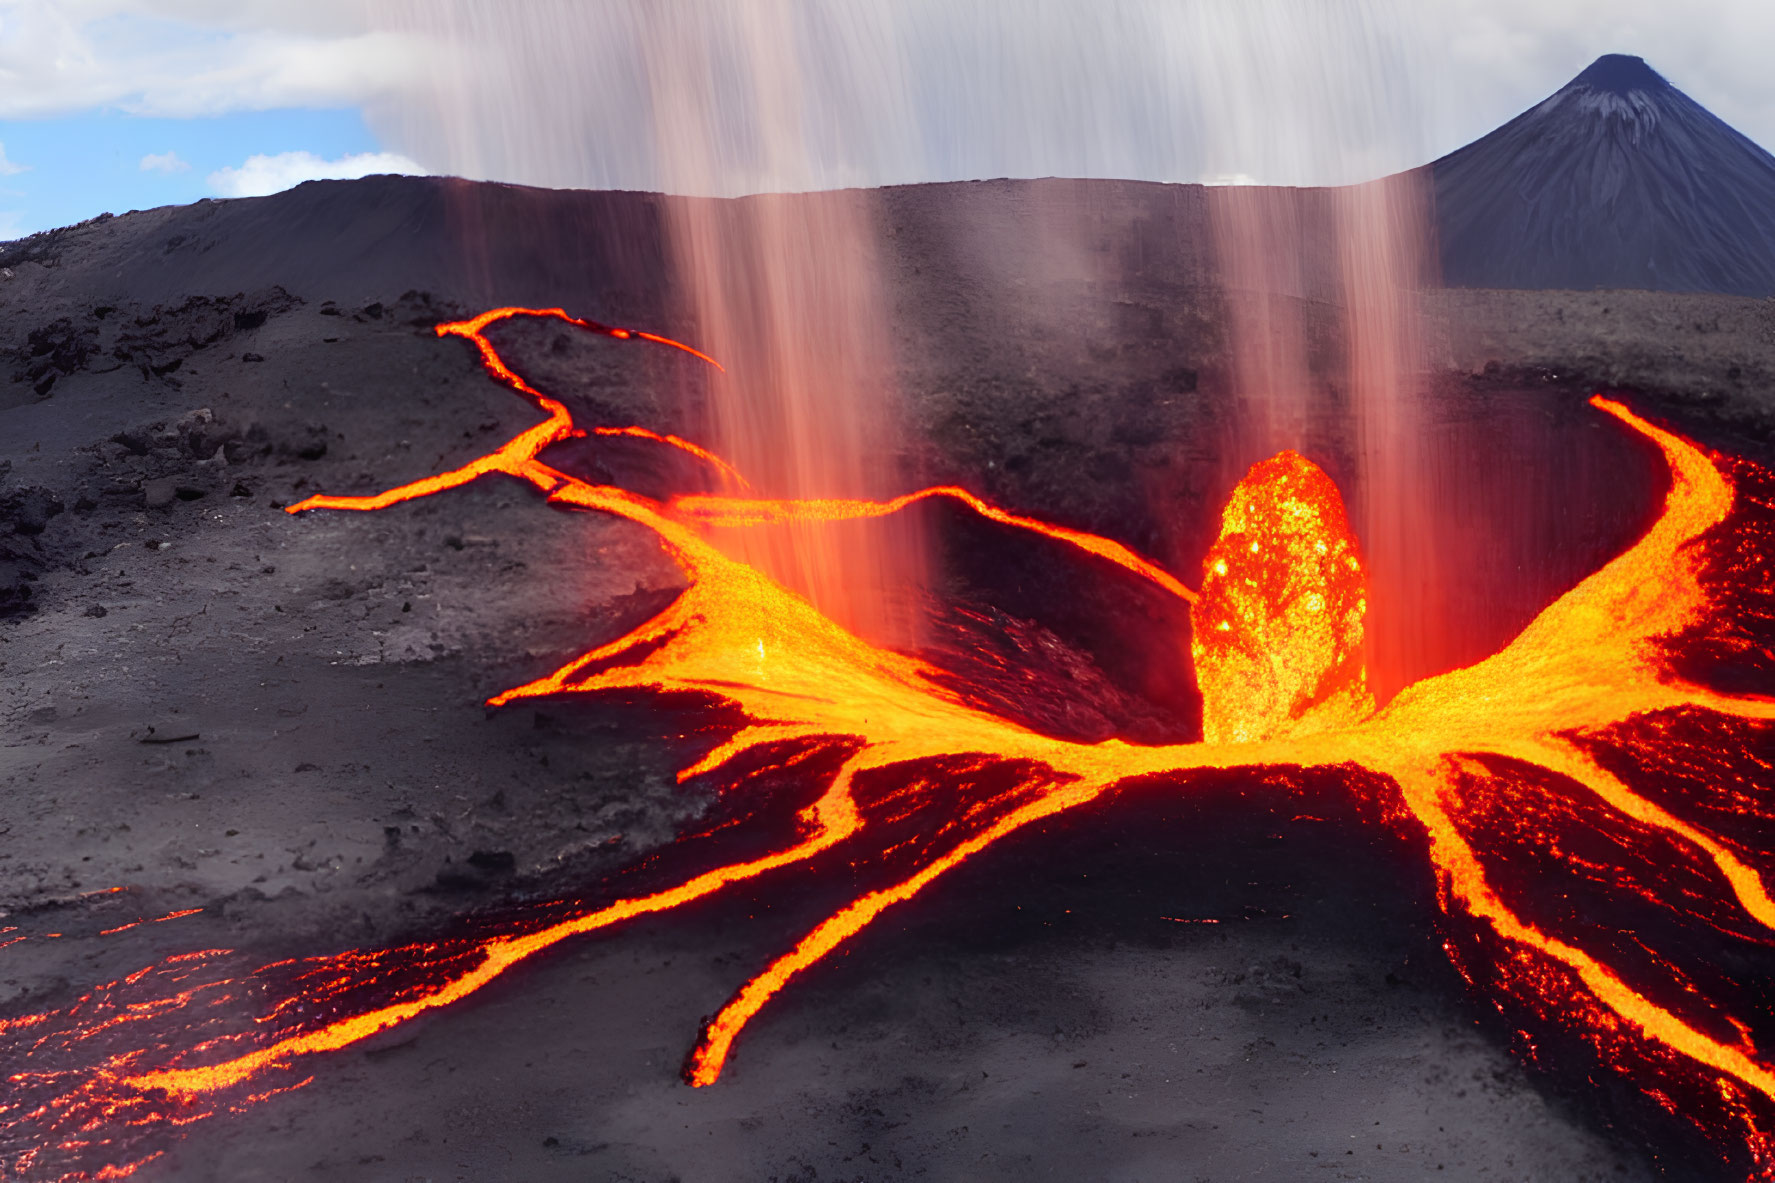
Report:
8,307,1775,1179
1190,450,1373,743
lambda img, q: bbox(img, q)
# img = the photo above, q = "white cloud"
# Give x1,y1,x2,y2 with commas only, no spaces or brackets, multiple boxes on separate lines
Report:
139,150,188,173
5,1,1775,195
354,0,1775,196
0,142,27,176
0,1,430,118
205,149,430,198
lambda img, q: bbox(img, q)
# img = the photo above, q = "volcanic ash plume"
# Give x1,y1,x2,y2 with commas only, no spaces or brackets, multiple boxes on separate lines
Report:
377,0,930,645
638,2,925,645
1335,171,1439,701
1206,183,1319,459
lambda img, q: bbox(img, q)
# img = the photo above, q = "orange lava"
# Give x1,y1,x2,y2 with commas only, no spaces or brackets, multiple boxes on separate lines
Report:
286,306,742,515
10,307,1775,1180
673,488,1196,604
1191,450,1373,743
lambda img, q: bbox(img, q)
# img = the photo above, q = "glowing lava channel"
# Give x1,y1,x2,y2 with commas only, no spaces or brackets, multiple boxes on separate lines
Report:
8,306,1775,1181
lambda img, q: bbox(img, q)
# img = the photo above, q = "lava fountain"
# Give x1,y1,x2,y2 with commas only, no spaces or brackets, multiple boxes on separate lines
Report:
6,308,1775,1180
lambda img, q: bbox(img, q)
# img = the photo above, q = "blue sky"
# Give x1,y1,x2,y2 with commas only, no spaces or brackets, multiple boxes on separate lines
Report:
0,0,427,239
0,108,393,238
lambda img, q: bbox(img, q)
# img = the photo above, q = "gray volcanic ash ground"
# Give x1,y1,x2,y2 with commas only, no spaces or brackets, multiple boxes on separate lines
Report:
5,175,1775,1180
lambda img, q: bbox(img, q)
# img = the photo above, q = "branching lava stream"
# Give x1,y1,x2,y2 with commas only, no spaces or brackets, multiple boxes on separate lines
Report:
8,307,1775,1179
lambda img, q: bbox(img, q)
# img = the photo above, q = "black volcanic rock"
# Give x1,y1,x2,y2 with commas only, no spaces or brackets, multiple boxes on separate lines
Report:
1432,54,1775,296
0,153,1736,1181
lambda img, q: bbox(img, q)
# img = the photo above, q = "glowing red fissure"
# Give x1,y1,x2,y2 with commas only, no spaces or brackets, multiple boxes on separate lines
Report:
10,306,1775,1181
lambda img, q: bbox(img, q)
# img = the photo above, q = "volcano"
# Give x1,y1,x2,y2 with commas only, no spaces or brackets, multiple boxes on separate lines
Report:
1432,54,1775,296
10,52,1775,1182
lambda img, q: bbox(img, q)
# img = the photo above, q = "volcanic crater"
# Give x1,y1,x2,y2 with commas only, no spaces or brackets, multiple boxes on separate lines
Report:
6,54,1775,1182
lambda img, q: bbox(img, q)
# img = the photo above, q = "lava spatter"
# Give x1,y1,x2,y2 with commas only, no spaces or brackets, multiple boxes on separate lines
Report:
8,308,1775,1181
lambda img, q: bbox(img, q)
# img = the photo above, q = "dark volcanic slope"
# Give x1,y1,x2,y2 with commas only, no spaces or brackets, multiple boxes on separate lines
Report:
1432,54,1775,296
5,172,1764,1181
0,176,683,315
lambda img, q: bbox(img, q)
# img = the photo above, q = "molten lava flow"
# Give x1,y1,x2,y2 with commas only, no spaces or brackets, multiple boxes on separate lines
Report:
10,307,1775,1180
673,488,1196,604
285,306,745,513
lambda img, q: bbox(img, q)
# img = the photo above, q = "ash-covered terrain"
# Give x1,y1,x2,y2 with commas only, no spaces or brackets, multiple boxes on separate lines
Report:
5,169,1772,1181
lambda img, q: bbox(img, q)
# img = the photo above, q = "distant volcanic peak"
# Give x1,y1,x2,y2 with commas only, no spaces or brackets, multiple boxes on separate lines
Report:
1568,54,1670,97
1431,48,1775,297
